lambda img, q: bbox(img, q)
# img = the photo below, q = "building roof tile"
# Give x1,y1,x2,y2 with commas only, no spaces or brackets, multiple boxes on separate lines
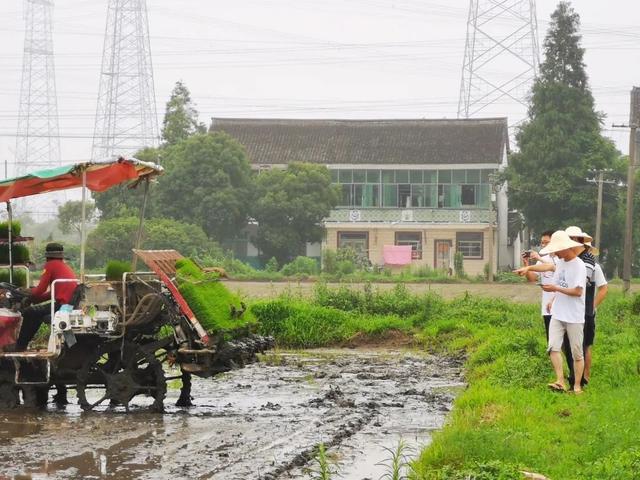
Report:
210,118,508,165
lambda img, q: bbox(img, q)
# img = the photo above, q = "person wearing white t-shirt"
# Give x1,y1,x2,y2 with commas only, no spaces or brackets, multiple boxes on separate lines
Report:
521,230,557,341
537,230,587,394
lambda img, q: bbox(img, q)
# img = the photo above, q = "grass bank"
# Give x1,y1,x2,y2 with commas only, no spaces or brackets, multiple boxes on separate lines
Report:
250,284,640,479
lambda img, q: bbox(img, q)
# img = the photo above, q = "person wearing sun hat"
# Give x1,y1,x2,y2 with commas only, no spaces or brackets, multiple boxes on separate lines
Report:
15,242,78,351
537,230,587,394
564,226,608,388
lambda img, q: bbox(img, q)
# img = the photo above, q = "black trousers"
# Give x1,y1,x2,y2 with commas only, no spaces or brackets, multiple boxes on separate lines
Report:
16,302,57,350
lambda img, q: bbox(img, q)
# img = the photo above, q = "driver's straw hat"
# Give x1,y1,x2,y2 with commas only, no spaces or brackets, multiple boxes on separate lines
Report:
539,230,583,255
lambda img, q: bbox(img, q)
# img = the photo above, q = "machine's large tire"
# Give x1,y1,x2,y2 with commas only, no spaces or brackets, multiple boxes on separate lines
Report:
21,385,49,409
76,341,166,412
0,368,19,409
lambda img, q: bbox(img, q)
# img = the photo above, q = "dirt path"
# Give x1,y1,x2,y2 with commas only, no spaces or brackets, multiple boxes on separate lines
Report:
225,280,547,303
224,280,631,303
0,350,462,480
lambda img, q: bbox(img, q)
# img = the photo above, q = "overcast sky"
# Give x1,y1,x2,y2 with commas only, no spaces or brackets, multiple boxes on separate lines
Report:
0,0,638,172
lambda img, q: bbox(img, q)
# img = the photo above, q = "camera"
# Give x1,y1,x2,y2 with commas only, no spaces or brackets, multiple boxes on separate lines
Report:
521,250,532,259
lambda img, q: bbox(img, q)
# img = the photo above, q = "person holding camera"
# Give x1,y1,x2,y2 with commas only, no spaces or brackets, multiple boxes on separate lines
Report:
518,230,557,341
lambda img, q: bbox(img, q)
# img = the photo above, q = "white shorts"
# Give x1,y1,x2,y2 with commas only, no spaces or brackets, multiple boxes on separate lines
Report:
548,318,584,361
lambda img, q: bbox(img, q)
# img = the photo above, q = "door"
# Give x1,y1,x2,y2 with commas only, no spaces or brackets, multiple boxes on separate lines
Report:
434,240,452,272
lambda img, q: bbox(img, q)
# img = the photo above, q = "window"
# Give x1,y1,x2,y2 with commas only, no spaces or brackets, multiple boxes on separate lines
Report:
456,232,483,259
424,170,437,183
452,170,466,183
382,170,395,184
461,185,476,206
361,184,379,207
338,169,352,183
353,170,366,183
438,170,451,183
466,169,480,183
383,185,398,207
410,170,423,184
395,232,422,259
439,185,461,208
330,169,339,182
340,184,352,206
366,170,380,183
396,170,409,183
338,231,369,256
398,184,411,208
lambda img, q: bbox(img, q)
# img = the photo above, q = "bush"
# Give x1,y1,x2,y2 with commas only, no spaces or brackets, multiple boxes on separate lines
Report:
105,260,131,281
280,256,319,277
322,249,338,274
265,257,279,272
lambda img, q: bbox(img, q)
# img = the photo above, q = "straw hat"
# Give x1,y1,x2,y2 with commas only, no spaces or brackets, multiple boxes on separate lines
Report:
565,226,593,243
565,226,599,255
539,230,584,255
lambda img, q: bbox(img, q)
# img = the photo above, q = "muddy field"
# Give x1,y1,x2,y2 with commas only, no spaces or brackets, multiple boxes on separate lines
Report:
0,350,463,480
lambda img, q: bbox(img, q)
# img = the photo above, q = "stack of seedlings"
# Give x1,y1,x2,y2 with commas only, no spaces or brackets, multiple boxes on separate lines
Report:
0,222,28,287
174,258,273,374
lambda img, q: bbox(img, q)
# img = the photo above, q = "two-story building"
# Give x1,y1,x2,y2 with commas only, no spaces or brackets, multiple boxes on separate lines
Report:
211,117,517,275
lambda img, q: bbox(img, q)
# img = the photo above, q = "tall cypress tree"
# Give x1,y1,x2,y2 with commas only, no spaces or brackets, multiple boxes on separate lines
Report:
506,1,618,237
161,81,206,146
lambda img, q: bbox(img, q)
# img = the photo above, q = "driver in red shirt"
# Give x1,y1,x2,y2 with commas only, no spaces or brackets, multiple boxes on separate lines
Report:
16,243,78,350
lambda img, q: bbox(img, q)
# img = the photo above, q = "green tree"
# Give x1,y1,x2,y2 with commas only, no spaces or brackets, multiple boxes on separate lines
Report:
57,200,97,239
85,216,217,267
252,163,340,265
154,132,254,242
505,2,619,243
161,81,205,146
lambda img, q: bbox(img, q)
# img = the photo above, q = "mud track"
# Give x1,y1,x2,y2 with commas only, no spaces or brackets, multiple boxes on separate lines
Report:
0,350,463,479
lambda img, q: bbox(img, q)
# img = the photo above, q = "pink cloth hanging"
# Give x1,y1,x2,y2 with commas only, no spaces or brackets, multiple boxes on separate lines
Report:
383,245,412,265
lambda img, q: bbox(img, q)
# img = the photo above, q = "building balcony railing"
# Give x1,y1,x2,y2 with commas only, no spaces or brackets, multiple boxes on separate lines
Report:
325,208,495,224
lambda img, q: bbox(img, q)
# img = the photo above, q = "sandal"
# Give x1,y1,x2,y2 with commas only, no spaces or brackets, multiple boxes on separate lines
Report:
547,382,566,393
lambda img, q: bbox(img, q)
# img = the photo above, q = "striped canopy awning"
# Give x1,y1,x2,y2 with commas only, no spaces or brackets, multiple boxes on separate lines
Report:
0,157,163,203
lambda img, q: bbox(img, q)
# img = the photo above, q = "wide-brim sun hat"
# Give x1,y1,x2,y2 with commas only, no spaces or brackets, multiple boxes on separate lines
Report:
565,226,593,243
583,240,600,256
539,230,584,255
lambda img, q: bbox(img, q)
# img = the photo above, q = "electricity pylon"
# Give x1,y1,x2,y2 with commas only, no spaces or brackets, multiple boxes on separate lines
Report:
458,0,540,119
15,0,62,219
92,0,159,160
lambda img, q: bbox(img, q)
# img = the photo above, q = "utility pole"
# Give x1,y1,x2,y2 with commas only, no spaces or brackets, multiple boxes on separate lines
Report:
587,170,615,250
622,87,640,294
595,171,604,249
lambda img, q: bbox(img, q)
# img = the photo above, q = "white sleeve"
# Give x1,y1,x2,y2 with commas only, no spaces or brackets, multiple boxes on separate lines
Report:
594,264,607,287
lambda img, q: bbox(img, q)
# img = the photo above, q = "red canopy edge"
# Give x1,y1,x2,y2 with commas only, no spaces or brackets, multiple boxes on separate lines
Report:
0,158,163,203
